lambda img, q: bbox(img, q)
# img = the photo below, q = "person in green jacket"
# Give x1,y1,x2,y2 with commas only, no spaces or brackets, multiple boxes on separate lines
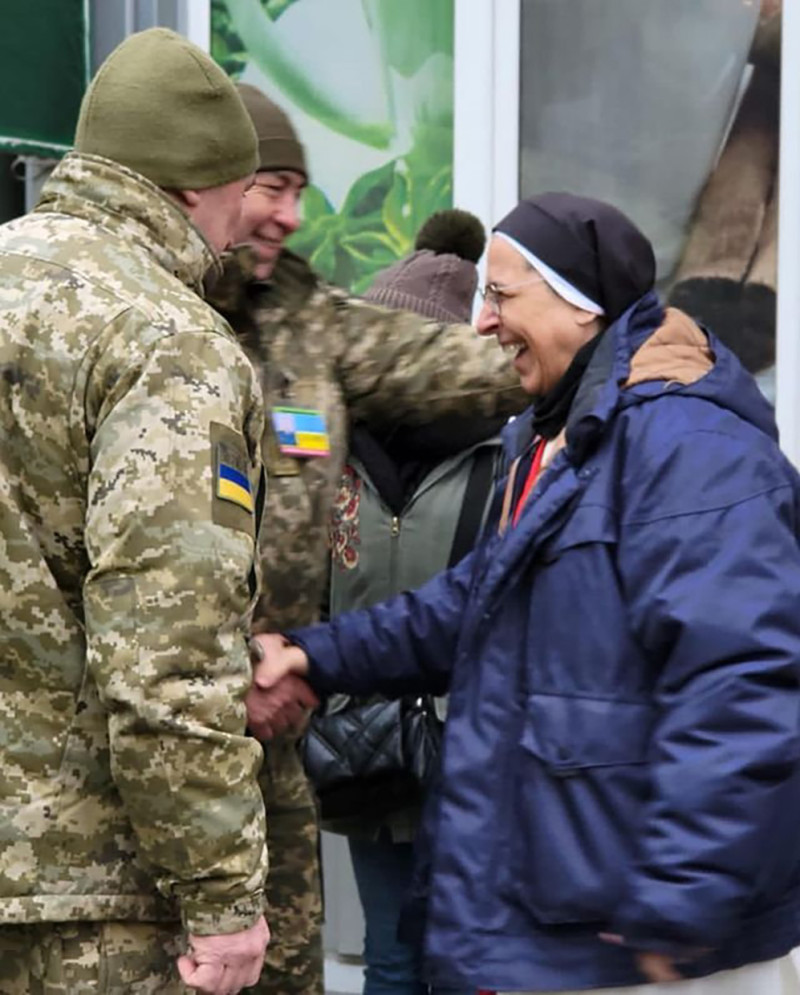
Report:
313,208,503,995
207,83,525,995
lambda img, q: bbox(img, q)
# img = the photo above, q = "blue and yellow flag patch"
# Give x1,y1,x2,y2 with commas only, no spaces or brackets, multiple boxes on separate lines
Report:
217,461,254,512
215,442,253,513
210,423,257,538
272,407,331,458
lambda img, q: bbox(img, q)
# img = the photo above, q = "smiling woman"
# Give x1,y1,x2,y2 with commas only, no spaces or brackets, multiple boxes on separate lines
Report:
255,189,800,994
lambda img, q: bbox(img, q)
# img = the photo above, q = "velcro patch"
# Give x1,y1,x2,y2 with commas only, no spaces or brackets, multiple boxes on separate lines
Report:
210,423,257,538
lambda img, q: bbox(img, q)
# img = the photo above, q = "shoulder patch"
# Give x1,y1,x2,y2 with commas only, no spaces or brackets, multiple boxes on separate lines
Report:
210,422,256,537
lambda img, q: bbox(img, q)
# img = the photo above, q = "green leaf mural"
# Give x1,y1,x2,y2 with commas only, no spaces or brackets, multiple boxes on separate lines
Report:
210,0,454,292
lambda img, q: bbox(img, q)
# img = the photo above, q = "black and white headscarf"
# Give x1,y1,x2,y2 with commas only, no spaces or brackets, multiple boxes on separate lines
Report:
493,192,656,322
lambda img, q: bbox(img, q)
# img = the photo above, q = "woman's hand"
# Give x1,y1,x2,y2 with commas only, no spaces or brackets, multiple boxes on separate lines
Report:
248,633,309,684
599,932,693,983
635,952,682,983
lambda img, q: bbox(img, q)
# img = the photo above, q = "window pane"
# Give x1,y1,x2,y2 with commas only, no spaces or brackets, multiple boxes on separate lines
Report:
519,0,779,399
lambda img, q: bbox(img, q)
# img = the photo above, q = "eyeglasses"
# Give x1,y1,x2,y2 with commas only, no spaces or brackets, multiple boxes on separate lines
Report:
479,273,544,315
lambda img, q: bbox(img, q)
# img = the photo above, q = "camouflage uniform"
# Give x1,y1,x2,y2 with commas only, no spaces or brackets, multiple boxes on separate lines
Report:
0,921,185,994
0,152,268,989
209,247,526,994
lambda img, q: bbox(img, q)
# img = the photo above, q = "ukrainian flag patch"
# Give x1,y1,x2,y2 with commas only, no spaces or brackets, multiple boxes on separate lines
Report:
215,442,254,513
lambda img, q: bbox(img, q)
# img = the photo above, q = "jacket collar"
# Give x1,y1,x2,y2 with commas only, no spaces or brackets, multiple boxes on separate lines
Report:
622,308,714,388
565,291,666,460
502,292,719,468
35,152,217,294
205,243,259,316
208,245,320,319
486,298,723,606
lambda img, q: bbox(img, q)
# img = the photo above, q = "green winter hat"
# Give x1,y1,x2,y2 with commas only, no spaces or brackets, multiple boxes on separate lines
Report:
236,83,308,179
75,28,258,189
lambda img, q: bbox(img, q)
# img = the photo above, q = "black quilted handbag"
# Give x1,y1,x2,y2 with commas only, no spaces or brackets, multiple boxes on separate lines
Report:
303,447,496,821
301,694,443,821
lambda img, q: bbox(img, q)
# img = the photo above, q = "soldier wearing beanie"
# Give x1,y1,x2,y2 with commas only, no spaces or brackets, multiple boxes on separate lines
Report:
206,83,526,995
75,27,259,256
0,28,268,995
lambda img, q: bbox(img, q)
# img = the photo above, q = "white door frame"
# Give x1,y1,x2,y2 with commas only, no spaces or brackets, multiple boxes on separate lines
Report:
181,0,211,49
776,0,800,466
453,0,520,250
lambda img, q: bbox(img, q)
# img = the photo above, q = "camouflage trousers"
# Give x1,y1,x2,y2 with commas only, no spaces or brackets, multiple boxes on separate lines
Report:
0,920,186,994
0,743,323,995
247,736,324,995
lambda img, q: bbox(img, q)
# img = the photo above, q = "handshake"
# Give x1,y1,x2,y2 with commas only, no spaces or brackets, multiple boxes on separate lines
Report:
245,633,318,741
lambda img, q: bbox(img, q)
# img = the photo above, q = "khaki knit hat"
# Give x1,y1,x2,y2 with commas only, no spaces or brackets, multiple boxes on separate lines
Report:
236,83,308,179
75,28,258,189
364,209,486,323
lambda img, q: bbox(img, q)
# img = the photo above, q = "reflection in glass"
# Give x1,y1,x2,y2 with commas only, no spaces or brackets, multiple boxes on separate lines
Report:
518,0,779,399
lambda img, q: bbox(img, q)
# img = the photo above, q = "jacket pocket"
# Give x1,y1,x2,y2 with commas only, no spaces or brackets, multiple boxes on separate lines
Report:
536,503,617,563
504,692,654,925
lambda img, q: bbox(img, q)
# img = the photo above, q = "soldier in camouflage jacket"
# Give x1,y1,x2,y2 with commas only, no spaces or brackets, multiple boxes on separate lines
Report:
0,30,270,995
209,82,527,995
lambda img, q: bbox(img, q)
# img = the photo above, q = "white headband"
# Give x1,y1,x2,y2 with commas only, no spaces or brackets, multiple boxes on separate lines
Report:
495,232,605,315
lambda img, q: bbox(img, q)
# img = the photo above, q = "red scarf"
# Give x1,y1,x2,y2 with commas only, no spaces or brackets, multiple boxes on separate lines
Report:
511,436,547,527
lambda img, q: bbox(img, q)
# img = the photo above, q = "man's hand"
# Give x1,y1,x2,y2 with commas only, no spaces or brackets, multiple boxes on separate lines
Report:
245,672,319,741
245,634,314,741
177,915,269,994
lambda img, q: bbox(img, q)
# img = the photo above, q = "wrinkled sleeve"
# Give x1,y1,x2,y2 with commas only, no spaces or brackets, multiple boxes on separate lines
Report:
82,321,268,936
613,429,800,952
289,549,478,698
334,297,527,426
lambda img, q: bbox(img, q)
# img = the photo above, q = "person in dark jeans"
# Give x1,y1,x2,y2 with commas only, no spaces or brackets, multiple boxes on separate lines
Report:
321,209,503,995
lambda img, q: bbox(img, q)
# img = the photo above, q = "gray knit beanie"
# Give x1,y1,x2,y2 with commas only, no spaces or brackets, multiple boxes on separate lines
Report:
364,209,486,323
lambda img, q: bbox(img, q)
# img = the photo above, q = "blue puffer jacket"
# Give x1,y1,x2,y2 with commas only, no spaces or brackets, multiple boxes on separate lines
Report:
291,293,800,992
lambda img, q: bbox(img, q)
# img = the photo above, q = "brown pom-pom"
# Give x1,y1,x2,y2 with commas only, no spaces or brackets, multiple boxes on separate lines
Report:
415,209,486,262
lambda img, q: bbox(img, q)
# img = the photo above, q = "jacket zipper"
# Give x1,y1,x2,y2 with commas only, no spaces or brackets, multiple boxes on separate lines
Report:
389,515,401,588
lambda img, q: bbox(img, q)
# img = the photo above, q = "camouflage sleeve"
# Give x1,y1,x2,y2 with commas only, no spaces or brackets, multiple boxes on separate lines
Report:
82,317,268,936
333,295,527,426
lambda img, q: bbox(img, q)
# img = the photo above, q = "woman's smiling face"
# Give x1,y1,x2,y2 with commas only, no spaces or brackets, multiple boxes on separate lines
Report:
477,236,601,396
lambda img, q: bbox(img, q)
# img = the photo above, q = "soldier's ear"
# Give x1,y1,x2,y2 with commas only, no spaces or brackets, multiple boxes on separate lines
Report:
164,189,201,208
